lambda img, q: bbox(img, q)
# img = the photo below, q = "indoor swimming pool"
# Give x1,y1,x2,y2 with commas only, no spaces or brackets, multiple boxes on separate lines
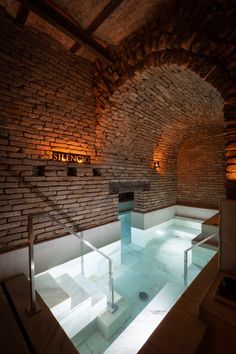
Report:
35,213,217,354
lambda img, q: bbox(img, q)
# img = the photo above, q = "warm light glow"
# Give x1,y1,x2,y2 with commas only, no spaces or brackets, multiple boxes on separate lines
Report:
52,151,91,164
153,160,160,171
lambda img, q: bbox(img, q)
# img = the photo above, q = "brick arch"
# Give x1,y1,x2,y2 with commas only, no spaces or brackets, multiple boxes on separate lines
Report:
94,46,236,198
94,62,225,211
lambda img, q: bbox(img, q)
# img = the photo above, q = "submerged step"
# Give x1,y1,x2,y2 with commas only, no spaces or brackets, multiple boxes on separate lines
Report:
97,298,132,341
57,298,92,339
55,274,92,339
71,320,97,346
35,273,71,316
74,274,107,319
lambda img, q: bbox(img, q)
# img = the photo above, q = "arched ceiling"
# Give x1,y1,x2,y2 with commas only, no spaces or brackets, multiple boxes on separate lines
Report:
0,0,167,60
96,64,224,164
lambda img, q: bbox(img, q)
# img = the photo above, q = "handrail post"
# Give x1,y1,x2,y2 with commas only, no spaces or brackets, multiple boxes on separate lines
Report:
26,214,41,316
107,259,118,313
184,250,188,287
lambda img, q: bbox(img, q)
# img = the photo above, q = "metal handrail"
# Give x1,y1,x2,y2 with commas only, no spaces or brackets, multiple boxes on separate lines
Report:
27,212,118,315
184,233,218,286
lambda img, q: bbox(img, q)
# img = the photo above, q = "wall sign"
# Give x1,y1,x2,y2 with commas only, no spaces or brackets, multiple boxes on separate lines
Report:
52,151,91,164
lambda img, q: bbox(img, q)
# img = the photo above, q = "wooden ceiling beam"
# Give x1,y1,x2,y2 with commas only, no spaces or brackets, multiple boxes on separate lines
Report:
15,5,30,26
70,0,125,54
18,0,112,62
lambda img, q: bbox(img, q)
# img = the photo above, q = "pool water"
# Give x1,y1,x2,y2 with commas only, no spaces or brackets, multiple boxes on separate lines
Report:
70,212,217,354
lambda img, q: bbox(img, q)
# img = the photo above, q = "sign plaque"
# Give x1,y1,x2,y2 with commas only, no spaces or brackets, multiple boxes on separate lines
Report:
52,151,91,164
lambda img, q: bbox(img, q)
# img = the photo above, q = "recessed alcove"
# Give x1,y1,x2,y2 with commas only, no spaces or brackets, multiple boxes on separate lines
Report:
67,167,77,177
32,165,45,177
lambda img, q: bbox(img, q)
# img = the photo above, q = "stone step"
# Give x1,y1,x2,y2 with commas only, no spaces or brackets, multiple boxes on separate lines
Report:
75,274,122,307
35,273,71,317
54,274,92,338
55,273,91,309
169,225,201,239
71,320,97,346
174,216,203,229
97,298,132,341
57,298,92,339
74,274,107,319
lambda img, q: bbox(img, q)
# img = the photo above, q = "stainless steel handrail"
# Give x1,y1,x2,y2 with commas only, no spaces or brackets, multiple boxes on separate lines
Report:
27,212,118,315
184,233,218,286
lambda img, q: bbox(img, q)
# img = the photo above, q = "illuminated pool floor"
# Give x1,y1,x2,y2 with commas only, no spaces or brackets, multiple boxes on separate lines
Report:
71,214,217,354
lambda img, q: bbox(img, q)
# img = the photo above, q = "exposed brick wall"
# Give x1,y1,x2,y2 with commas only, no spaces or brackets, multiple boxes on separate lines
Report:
93,0,236,194
177,134,226,209
96,65,224,212
0,4,228,253
0,9,117,251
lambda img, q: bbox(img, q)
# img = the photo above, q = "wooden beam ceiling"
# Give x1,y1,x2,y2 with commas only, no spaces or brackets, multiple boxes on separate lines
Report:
15,5,30,26
70,0,125,54
18,0,112,62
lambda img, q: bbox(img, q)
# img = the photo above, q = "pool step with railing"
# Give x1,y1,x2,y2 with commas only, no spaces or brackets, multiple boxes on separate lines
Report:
74,274,107,318
97,297,132,341
35,271,108,338
35,273,71,316
35,266,131,343
55,274,93,338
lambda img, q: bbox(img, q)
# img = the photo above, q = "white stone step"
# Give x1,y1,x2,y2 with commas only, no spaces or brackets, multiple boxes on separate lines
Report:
74,274,107,319
55,273,91,309
170,225,201,240
54,274,92,339
71,319,97,345
174,216,203,229
57,300,92,339
35,273,71,316
97,298,132,341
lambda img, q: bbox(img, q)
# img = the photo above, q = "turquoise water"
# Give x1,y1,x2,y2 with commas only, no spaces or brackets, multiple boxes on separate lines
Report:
72,212,217,354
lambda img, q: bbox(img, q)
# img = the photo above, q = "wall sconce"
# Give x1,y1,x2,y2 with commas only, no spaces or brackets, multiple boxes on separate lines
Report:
153,161,160,172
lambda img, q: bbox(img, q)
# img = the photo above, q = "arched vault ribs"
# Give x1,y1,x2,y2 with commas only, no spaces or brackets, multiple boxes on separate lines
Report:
93,0,236,196
95,64,225,211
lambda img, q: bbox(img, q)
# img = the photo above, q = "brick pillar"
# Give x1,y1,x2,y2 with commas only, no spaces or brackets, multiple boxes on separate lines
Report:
219,199,236,275
224,98,236,198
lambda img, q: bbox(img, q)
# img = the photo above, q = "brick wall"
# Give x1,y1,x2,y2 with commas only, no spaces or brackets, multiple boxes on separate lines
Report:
93,0,236,195
0,6,226,252
0,9,117,251
97,65,224,212
177,134,226,208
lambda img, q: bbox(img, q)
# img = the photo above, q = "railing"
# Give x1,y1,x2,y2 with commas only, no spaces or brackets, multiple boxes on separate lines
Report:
184,233,218,286
26,212,118,316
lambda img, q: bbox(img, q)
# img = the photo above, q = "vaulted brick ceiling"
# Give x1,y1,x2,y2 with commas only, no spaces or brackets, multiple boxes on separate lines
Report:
96,65,224,165
0,0,166,60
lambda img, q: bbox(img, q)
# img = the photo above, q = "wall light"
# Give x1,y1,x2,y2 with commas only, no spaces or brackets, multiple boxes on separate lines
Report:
153,161,160,172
